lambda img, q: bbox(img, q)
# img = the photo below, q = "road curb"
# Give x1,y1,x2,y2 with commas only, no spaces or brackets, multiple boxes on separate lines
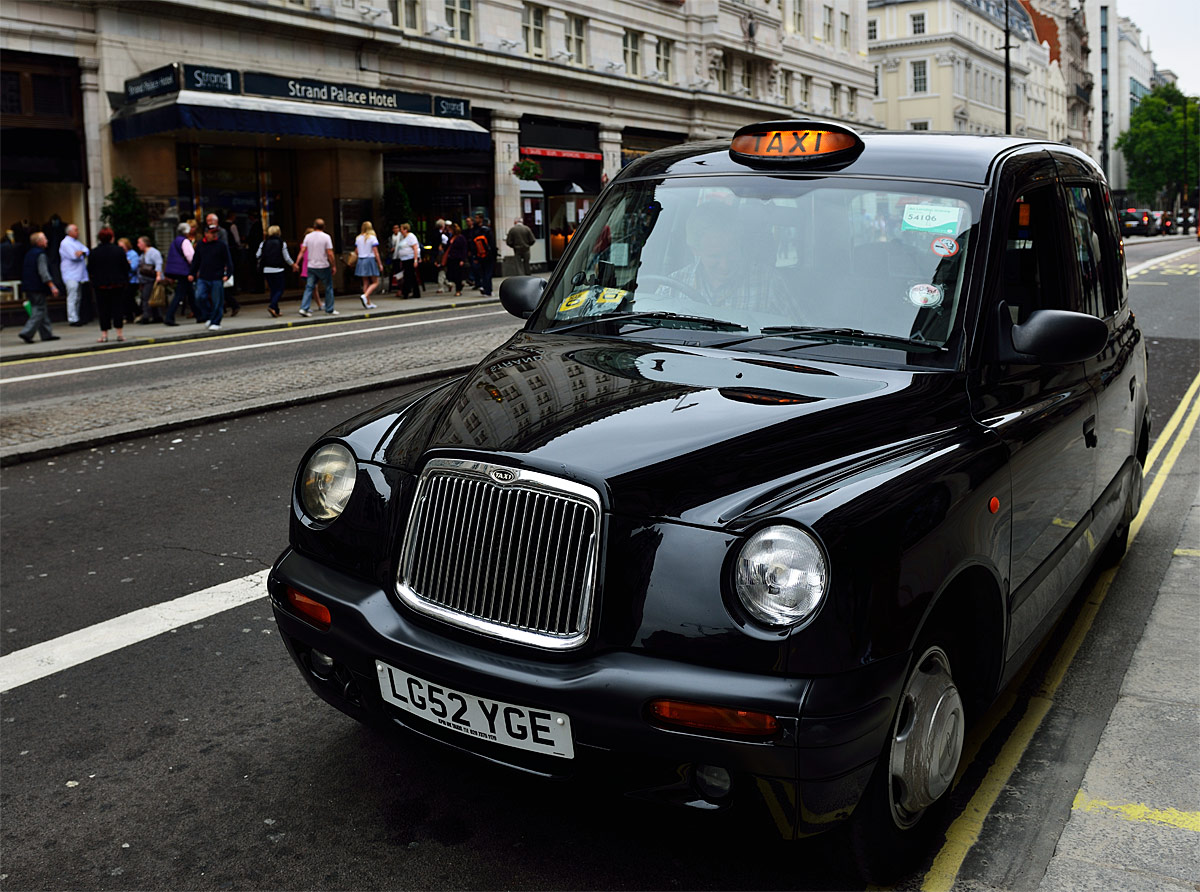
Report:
0,359,476,467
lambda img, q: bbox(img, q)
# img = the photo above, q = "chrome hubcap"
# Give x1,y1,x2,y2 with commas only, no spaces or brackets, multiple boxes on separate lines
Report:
888,645,964,829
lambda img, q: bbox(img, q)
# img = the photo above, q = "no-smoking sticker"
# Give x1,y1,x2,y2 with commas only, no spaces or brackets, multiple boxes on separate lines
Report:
931,236,959,257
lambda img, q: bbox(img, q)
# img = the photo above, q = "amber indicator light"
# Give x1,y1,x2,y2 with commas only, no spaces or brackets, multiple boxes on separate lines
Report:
286,586,332,631
730,128,858,160
648,699,780,738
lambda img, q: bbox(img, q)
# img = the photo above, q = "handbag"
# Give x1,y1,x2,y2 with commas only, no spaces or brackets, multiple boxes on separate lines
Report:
148,280,167,309
137,261,156,278
344,250,357,267
223,273,235,289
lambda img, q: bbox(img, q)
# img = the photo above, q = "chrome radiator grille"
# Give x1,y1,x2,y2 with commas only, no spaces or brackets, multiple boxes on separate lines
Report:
396,459,602,649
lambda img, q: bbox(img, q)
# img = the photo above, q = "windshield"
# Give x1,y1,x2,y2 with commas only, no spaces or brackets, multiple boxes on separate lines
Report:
532,175,981,366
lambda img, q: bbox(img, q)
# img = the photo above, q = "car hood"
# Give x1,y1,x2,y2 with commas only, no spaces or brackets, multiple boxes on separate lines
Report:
366,332,968,525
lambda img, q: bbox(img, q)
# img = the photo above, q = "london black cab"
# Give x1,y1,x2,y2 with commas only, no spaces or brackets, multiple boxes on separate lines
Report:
269,122,1147,881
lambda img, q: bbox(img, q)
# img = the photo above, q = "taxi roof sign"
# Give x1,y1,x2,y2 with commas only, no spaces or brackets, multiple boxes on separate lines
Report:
729,120,864,167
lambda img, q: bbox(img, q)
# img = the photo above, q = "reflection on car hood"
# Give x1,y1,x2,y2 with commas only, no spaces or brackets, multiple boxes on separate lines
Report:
372,332,967,524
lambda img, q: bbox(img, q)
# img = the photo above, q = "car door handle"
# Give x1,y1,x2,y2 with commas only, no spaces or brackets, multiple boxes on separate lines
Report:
1083,416,1098,449
1129,376,1136,402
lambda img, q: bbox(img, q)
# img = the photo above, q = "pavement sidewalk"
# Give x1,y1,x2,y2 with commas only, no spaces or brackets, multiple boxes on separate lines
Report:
0,277,533,362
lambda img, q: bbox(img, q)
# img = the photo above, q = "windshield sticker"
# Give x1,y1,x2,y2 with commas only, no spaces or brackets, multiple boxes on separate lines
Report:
930,236,960,257
901,204,963,234
609,243,630,266
908,283,944,308
557,287,630,313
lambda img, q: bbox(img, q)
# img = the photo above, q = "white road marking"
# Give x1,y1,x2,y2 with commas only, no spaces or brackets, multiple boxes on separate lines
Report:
0,570,269,693
0,309,508,385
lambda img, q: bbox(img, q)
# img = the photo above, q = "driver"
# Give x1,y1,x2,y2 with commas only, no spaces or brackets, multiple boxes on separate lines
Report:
660,206,793,318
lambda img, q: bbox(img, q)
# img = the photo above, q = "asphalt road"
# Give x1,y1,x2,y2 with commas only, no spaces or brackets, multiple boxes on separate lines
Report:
0,243,1196,890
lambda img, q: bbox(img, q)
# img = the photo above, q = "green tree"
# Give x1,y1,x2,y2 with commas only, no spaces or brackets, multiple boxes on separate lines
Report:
99,176,152,244
383,177,415,231
1115,83,1199,207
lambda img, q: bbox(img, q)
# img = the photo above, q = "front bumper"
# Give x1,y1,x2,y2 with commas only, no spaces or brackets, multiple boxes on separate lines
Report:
268,548,905,838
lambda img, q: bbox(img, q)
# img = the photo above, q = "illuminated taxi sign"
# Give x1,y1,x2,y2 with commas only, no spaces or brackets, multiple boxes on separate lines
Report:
729,120,864,167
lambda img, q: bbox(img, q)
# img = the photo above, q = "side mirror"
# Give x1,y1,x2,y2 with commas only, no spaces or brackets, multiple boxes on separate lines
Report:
999,307,1108,364
499,276,547,320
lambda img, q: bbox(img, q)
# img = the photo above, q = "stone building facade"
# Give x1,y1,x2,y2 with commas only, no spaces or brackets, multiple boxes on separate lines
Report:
1,0,875,269
866,0,1062,139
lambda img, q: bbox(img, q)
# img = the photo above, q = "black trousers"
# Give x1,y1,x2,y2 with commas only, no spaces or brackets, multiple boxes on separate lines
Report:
95,285,126,331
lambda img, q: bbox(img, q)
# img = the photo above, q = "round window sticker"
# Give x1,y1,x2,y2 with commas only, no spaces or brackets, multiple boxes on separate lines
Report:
931,236,959,257
908,283,944,308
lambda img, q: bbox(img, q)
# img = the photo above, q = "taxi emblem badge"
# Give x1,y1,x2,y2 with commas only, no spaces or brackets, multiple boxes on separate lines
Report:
491,468,518,484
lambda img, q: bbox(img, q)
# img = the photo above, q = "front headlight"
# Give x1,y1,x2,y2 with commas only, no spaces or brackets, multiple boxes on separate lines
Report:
299,443,357,522
734,525,828,627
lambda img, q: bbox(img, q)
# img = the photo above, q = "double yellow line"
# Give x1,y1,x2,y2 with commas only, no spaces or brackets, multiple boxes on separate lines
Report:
920,370,1200,892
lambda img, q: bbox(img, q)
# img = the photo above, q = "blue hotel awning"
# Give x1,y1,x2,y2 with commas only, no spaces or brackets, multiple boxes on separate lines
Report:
111,90,490,151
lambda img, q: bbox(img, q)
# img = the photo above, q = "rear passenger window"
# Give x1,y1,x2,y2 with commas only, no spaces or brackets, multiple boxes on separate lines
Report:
999,186,1068,324
1064,185,1115,319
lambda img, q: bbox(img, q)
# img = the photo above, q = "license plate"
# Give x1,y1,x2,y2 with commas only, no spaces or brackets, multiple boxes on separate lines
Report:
376,661,575,759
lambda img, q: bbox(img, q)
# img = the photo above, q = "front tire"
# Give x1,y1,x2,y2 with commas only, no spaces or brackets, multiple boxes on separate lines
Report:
850,644,965,884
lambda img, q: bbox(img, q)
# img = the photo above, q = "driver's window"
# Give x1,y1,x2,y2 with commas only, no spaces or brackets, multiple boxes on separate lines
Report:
999,186,1067,324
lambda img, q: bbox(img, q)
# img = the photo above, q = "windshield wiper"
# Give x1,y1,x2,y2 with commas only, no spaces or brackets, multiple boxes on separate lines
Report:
546,311,748,334
749,326,949,352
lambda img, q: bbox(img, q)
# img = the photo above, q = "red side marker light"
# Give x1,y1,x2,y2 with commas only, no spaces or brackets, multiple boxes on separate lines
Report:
989,497,1000,514
648,699,779,739
285,586,331,631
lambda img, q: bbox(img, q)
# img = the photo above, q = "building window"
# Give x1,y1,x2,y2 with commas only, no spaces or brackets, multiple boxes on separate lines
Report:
655,38,673,82
830,82,840,115
388,0,419,28
910,120,930,130
867,18,877,40
911,59,927,93
822,6,833,41
910,12,925,35
445,0,472,41
714,51,729,92
840,12,850,48
792,0,804,36
848,87,856,115
522,5,545,57
800,73,811,105
741,59,755,96
623,30,640,76
566,15,587,66
873,64,880,96
781,69,792,105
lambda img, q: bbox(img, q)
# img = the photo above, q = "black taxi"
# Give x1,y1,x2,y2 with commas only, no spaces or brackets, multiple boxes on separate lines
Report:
269,122,1147,880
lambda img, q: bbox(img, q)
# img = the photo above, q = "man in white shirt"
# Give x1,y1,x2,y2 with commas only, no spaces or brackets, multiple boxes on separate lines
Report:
58,223,89,326
394,222,421,299
293,218,338,316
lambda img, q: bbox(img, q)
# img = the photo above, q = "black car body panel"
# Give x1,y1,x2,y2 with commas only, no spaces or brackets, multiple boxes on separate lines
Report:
271,126,1149,852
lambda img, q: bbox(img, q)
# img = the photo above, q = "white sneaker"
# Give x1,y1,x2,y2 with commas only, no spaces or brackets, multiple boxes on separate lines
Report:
207,323,221,331
298,308,312,317
366,302,377,309
326,309,340,315
359,294,369,308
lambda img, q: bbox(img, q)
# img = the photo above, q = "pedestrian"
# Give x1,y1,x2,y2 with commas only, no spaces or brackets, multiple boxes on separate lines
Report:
442,223,469,297
393,222,421,299
58,222,89,326
384,223,401,293
293,217,337,316
118,237,141,321
256,224,294,317
86,227,131,343
188,221,235,331
505,217,536,276
471,213,496,296
354,221,381,309
17,231,61,344
205,212,240,315
135,235,164,323
163,221,196,327
432,218,450,293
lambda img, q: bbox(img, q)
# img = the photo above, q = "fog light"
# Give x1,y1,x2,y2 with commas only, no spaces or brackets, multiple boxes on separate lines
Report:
693,764,732,801
309,648,333,677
